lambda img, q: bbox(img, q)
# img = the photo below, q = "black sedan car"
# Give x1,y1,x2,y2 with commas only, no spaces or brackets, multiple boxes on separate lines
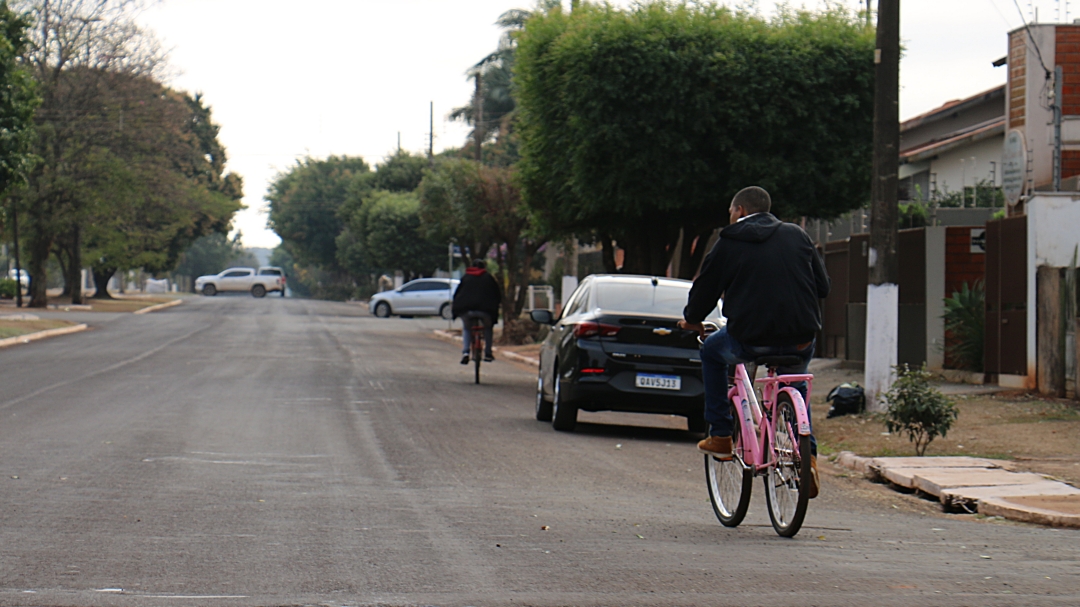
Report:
530,274,724,432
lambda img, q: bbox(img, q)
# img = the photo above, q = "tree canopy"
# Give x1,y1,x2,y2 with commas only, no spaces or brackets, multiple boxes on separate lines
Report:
514,2,875,275
13,0,243,304
266,155,370,271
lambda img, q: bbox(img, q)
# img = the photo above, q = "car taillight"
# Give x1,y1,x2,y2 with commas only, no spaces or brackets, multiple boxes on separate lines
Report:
574,322,621,338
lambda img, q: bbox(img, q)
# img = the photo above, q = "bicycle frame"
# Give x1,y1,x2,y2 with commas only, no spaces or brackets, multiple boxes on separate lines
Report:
728,363,813,474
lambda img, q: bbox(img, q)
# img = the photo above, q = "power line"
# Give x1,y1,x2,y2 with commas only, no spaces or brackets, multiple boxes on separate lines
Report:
1012,0,1052,76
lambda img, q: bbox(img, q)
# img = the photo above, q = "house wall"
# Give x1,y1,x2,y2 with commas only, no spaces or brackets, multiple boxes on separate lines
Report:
900,89,1005,152
945,227,988,297
927,135,1006,196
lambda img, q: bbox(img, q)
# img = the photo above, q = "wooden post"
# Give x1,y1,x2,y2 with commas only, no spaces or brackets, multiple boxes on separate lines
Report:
1036,266,1065,396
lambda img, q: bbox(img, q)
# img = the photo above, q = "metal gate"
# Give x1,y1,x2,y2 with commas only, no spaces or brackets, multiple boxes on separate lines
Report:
985,216,1027,375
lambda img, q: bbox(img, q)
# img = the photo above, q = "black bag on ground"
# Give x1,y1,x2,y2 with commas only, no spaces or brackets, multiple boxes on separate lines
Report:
825,383,865,418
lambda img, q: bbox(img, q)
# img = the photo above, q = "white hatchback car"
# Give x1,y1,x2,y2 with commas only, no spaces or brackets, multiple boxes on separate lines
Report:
369,278,459,319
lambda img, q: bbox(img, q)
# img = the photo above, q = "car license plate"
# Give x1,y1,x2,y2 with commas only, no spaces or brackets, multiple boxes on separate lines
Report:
635,373,681,391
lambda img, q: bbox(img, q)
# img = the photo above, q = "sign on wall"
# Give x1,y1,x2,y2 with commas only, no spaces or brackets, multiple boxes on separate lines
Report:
1002,129,1027,206
970,228,987,254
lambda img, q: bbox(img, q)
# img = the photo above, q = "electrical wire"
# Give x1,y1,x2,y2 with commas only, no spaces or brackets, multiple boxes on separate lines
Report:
986,0,1018,27
1011,0,1053,77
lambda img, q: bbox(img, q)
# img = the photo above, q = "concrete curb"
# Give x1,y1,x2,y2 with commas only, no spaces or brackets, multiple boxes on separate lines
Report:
432,329,540,368
0,323,89,349
133,299,183,315
978,496,1080,528
832,451,1080,528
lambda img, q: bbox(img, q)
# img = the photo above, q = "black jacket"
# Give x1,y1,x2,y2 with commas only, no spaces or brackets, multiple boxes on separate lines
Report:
684,213,830,346
452,270,502,319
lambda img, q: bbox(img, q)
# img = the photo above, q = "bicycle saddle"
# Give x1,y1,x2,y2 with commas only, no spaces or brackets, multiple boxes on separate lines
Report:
754,355,804,368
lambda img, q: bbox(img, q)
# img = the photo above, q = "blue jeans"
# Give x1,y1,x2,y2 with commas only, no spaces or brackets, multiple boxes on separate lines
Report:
700,326,816,455
461,312,493,357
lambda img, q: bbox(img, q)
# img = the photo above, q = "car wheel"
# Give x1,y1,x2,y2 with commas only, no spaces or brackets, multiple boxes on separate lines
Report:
551,371,577,432
535,370,553,422
439,303,452,320
374,301,391,318
251,284,266,298
202,284,217,296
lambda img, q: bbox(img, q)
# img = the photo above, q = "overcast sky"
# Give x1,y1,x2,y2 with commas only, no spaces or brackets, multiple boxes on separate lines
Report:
137,0,1040,249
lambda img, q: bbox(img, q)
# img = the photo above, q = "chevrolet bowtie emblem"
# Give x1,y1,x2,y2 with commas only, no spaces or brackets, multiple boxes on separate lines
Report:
653,328,673,336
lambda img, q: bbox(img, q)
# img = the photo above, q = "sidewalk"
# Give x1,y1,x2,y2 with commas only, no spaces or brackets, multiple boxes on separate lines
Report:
834,452,1080,528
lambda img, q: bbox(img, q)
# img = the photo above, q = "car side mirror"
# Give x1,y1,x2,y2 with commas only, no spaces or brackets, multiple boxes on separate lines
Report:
530,309,555,325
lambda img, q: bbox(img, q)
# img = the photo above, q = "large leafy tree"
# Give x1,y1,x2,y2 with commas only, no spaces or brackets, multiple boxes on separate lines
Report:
418,158,546,334
514,2,875,276
350,190,444,280
0,1,40,277
76,75,243,298
334,150,431,281
15,0,189,305
266,155,370,271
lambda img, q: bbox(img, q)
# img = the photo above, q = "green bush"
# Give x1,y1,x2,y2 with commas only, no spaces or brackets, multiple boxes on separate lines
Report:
0,278,16,299
943,281,984,372
884,364,959,456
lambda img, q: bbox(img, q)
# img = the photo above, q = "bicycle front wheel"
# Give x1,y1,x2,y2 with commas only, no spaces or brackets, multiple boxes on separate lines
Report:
705,405,752,527
763,392,811,537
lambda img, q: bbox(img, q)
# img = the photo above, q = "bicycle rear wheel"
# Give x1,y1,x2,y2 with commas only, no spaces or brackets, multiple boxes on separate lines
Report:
472,330,482,384
763,392,811,537
705,404,752,527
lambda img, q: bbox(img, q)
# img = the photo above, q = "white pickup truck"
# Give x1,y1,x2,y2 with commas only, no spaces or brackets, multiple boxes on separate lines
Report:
195,267,286,298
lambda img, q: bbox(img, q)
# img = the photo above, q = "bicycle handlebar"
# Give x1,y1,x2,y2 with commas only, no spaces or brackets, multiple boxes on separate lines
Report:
697,321,720,346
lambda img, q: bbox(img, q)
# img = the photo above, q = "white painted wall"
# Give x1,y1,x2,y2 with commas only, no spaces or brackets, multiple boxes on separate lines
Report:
930,135,1005,195
1021,194,1080,388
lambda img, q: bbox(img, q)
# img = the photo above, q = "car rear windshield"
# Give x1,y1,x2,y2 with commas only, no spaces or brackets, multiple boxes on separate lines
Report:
594,282,719,319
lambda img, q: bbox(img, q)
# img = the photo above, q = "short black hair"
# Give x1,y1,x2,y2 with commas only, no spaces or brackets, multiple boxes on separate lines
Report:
472,259,487,270
731,186,771,215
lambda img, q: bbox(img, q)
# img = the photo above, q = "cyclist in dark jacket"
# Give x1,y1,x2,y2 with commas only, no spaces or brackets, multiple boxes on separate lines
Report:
679,186,829,497
452,259,502,364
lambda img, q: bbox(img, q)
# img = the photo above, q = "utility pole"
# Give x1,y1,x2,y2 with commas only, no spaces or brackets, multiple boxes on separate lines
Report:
865,0,900,411
429,101,435,167
473,73,483,163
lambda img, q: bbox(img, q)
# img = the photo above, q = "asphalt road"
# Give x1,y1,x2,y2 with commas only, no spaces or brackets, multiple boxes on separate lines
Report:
1,297,1077,607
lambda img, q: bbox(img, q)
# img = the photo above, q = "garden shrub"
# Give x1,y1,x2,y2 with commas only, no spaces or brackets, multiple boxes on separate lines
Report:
884,364,959,456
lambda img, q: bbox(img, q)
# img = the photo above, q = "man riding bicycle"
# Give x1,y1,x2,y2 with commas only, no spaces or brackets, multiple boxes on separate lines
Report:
679,186,830,498
452,259,502,365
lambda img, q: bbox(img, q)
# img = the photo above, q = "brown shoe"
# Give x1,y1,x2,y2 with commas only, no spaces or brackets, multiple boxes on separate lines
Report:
698,435,733,459
808,455,820,499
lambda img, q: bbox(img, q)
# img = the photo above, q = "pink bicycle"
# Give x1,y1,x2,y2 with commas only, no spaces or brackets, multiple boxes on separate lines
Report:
699,322,814,537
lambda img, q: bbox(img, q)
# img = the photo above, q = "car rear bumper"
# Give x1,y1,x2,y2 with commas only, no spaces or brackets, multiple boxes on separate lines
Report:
562,371,704,417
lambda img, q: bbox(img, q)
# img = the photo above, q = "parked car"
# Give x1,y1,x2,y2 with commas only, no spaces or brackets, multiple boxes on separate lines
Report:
369,278,459,319
194,266,286,297
7,268,29,289
530,274,725,433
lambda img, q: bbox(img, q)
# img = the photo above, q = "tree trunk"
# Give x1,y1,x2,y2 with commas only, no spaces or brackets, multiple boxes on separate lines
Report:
620,221,678,276
677,225,716,280
27,234,52,308
91,266,116,299
600,233,617,273
69,224,83,304
55,244,72,297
